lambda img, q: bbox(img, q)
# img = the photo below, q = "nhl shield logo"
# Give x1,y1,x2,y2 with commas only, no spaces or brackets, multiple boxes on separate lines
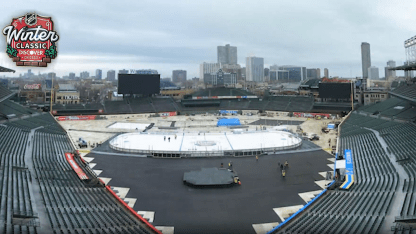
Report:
25,13,37,26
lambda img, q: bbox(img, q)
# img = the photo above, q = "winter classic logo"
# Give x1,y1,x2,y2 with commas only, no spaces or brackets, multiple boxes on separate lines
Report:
2,13,59,67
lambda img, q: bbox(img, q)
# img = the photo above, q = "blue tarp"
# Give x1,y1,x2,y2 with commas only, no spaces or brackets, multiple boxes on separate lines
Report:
217,118,241,126
327,124,335,129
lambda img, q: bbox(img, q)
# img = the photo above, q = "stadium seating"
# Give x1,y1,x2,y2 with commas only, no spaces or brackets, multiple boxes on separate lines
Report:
0,125,36,234
0,113,157,234
0,100,35,120
150,97,176,112
275,113,400,233
391,83,416,101
104,99,132,114
191,87,255,97
0,84,13,101
286,96,314,112
378,123,416,221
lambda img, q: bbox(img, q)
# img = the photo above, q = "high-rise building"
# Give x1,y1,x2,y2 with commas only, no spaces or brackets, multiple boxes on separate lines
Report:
69,72,75,80
270,64,279,71
264,68,270,80
361,42,371,79
368,66,379,80
47,72,56,80
278,65,307,82
324,68,329,78
384,60,396,79
204,68,237,87
107,70,116,81
118,69,129,74
307,68,318,79
135,69,158,74
172,70,187,83
80,71,89,79
95,69,102,80
200,63,221,80
246,56,264,82
217,44,237,65
316,68,321,79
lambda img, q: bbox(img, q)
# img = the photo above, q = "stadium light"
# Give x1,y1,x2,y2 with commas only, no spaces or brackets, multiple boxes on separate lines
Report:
405,36,416,64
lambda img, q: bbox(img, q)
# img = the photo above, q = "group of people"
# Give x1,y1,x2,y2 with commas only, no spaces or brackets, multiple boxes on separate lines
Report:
164,134,177,142
279,160,289,177
220,156,289,177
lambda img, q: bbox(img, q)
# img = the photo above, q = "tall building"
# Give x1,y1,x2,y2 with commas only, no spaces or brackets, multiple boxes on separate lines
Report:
69,72,75,80
200,63,221,80
95,69,102,80
316,68,321,79
217,44,237,65
307,68,318,79
246,56,264,82
324,68,329,78
107,70,116,81
384,60,396,79
278,65,307,82
204,69,237,87
361,42,371,79
135,69,158,74
270,64,279,71
264,68,270,80
80,71,89,79
47,72,56,80
368,66,379,80
172,70,187,83
118,69,129,74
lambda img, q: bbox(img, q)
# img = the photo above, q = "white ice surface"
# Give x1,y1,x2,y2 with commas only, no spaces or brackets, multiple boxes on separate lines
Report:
108,122,149,130
110,131,301,152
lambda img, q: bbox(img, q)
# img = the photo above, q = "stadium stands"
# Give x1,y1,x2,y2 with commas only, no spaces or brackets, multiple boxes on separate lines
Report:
0,124,36,234
357,97,416,122
274,114,398,233
104,99,132,114
0,100,35,120
191,87,255,97
150,98,176,112
3,76,416,233
391,83,416,101
0,112,158,234
0,83,13,102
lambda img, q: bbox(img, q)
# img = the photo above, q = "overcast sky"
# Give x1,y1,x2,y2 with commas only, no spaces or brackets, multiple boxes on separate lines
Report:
0,0,415,79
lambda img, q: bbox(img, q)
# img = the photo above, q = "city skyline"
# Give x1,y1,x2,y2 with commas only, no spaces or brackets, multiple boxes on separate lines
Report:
0,0,414,78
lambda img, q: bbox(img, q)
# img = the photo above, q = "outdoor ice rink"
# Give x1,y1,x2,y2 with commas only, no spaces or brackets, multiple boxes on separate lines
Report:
109,130,302,154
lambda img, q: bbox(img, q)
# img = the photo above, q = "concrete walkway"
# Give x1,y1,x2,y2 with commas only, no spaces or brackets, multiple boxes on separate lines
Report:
365,127,408,233
25,127,53,234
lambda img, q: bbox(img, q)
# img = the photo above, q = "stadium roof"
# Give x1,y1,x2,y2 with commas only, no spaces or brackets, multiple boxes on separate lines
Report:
0,66,15,73
389,63,416,71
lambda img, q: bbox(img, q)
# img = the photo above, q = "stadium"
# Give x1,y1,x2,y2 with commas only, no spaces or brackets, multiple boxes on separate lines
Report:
1,70,416,234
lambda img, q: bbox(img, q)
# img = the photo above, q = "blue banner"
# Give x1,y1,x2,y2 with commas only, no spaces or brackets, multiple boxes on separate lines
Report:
340,149,354,189
345,149,353,175
219,110,238,114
